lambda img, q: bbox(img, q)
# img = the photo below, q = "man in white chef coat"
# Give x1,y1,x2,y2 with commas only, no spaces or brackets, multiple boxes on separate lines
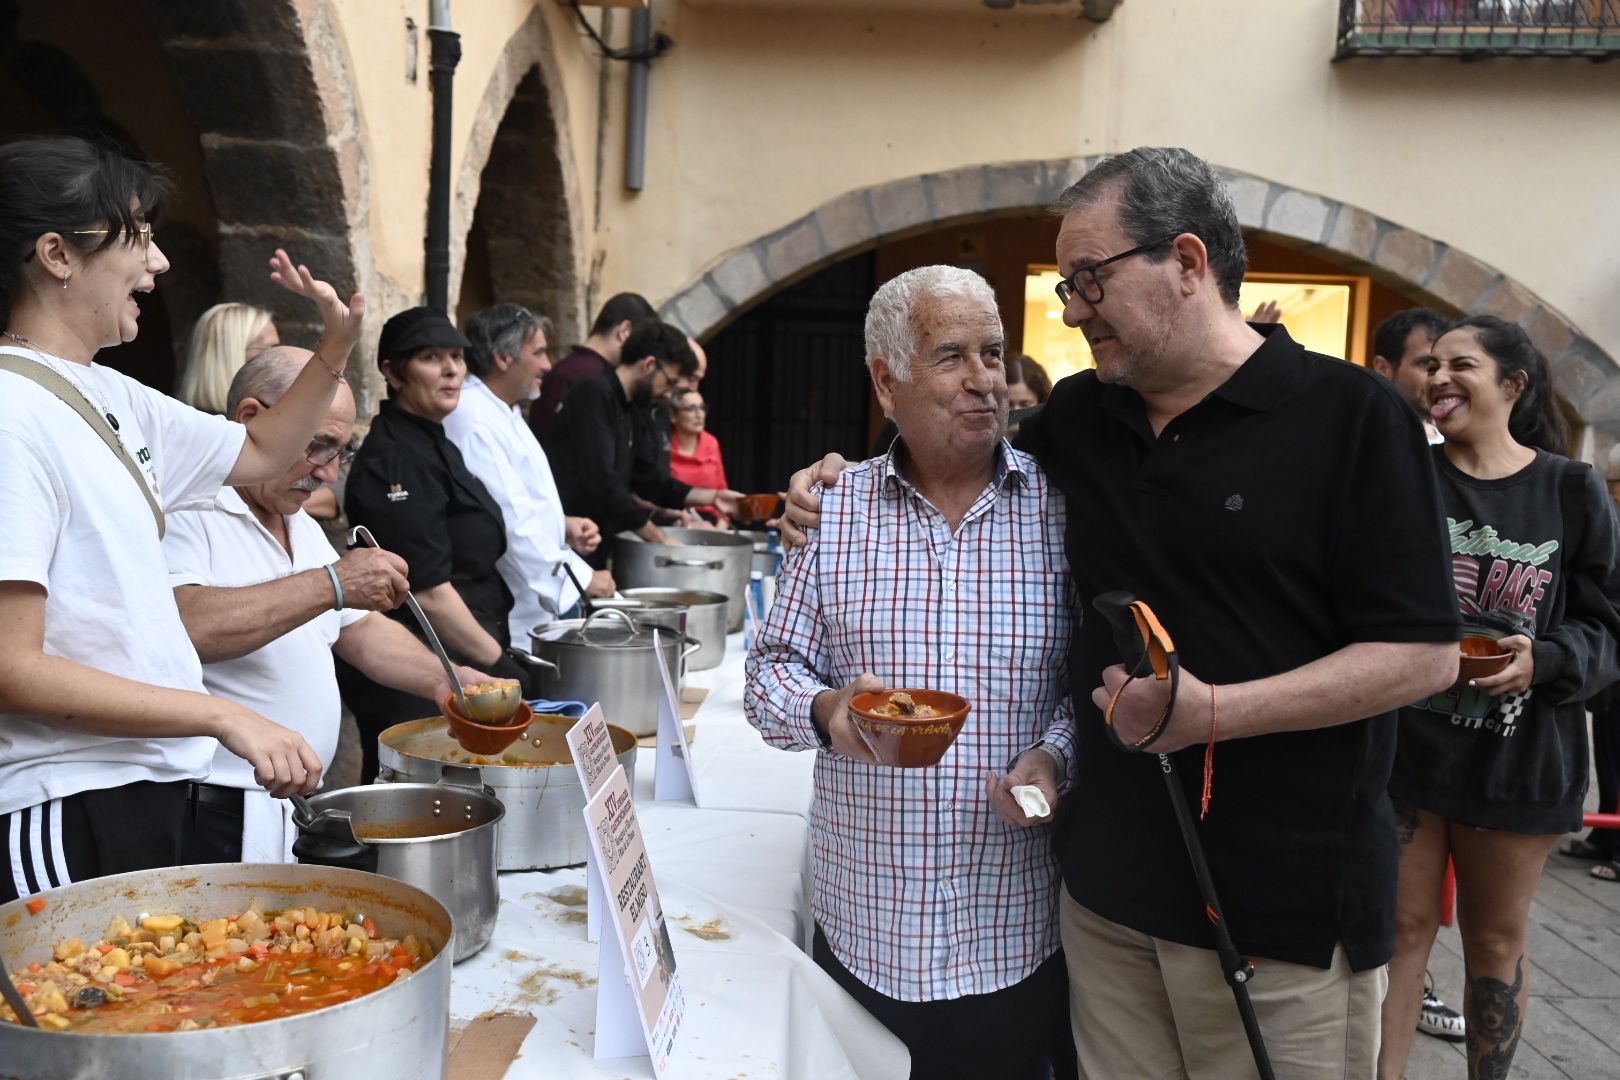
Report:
445,302,615,646
165,348,484,862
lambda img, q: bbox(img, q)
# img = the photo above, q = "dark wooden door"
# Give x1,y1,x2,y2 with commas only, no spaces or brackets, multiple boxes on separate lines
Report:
703,253,876,495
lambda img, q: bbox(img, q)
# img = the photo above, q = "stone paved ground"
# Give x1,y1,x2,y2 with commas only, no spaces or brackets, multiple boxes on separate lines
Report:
1405,774,1620,1080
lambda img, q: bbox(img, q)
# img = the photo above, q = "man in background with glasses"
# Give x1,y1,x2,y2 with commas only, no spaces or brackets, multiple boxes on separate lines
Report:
161,348,488,864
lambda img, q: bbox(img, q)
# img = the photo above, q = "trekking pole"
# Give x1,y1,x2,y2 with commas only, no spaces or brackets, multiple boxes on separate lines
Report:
1092,592,1276,1080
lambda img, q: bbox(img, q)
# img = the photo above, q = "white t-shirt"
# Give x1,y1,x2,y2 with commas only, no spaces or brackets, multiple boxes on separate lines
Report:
0,345,246,815
442,375,591,645
163,489,369,790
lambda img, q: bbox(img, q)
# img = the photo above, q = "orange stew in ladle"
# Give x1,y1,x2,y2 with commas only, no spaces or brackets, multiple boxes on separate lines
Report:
1,906,430,1033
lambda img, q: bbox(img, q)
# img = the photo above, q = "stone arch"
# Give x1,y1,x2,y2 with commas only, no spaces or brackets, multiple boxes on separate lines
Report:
658,160,1620,443
451,8,585,347
146,1,369,368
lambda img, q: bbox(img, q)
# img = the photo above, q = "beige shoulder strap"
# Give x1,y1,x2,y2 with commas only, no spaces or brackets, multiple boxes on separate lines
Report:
0,355,165,538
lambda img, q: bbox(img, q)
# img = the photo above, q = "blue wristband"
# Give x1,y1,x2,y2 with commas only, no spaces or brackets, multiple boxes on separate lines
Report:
324,563,344,611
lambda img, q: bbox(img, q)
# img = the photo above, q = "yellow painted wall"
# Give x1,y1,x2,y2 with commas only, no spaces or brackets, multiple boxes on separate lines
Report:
318,0,1620,358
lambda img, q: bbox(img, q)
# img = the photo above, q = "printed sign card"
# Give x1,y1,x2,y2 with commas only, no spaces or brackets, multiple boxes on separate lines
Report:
582,764,687,1074
566,704,615,940
651,629,701,806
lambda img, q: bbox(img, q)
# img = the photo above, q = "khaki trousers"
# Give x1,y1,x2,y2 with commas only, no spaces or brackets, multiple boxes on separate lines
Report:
1060,892,1387,1080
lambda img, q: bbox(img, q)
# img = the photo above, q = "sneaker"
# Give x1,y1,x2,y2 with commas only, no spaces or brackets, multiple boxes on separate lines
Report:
1418,983,1467,1042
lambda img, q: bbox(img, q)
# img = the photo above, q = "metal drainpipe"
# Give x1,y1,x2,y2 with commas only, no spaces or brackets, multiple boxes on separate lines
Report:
426,0,461,312
625,7,651,191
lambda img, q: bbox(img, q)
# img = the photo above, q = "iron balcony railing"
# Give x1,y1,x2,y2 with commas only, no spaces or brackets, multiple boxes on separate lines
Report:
1336,1,1620,58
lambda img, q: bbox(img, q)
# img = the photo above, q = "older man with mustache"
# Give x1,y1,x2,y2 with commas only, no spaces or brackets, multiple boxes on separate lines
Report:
164,347,487,863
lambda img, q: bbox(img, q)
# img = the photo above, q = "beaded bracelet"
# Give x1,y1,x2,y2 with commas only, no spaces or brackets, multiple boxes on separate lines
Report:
324,563,345,611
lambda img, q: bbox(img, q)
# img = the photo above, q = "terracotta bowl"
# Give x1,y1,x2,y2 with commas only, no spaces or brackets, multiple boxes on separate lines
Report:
737,493,781,524
1457,634,1512,684
848,689,970,768
443,696,534,756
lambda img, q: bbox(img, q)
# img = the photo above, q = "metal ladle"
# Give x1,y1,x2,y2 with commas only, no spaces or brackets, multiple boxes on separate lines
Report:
0,945,38,1027
348,525,473,718
555,560,595,618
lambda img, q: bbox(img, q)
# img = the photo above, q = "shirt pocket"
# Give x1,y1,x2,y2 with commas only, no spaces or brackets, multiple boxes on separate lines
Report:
975,601,1067,709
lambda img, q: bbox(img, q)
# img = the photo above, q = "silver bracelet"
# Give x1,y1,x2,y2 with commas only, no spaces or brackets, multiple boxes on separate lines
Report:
324,563,344,611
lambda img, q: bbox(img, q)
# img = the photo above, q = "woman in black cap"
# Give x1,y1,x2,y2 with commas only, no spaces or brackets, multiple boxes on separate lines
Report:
338,306,529,781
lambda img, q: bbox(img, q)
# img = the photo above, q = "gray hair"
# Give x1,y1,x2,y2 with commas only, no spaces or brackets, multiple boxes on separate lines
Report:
1052,147,1248,306
225,345,329,415
864,265,999,382
465,303,553,379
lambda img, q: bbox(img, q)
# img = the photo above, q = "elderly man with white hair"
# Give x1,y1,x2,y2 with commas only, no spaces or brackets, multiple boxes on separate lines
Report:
744,265,1077,1080
165,347,487,863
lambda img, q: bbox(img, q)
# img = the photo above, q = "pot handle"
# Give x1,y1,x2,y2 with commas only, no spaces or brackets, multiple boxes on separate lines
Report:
585,608,640,631
438,762,496,799
292,810,379,874
681,639,702,659
654,555,725,570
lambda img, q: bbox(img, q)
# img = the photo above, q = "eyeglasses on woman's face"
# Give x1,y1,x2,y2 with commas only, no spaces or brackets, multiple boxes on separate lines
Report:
23,221,154,263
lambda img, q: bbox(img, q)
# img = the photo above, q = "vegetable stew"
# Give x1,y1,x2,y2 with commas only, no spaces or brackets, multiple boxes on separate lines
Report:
0,905,430,1033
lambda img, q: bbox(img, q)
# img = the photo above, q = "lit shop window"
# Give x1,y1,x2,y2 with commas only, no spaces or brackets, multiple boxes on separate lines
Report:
1023,267,1370,380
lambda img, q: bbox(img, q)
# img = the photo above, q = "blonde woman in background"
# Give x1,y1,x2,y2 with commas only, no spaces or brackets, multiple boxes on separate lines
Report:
181,302,341,520
178,302,277,414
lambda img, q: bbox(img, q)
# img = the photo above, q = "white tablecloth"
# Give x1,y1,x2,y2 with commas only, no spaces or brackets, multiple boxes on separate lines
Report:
449,633,907,1078
629,641,817,818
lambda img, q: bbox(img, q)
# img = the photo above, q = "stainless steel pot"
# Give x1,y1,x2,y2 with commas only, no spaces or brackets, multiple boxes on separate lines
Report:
0,863,453,1080
294,770,502,962
613,528,753,631
620,587,728,670
377,713,638,871
528,609,698,737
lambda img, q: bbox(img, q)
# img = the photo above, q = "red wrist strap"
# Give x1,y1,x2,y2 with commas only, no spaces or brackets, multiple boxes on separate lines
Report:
1200,683,1218,820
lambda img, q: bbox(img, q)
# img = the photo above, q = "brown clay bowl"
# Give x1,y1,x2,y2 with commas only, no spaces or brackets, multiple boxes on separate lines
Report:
848,689,970,768
737,493,782,524
443,696,534,756
1457,634,1512,684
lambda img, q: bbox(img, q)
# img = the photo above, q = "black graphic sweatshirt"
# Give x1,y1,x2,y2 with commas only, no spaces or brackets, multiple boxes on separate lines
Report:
1390,449,1620,832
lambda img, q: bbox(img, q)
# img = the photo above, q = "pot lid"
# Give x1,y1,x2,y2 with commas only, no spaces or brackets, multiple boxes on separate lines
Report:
532,609,683,649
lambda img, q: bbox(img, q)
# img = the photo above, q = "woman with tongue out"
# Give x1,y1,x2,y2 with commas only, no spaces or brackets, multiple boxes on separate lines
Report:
1379,314,1620,1080
0,136,365,902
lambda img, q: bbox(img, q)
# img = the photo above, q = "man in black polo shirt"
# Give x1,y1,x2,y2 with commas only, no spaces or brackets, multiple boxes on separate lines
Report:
542,319,739,567
784,148,1461,1077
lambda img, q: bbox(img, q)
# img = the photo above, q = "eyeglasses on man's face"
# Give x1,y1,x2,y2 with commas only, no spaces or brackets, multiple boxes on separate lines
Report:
676,403,707,413
1054,235,1178,307
306,439,357,468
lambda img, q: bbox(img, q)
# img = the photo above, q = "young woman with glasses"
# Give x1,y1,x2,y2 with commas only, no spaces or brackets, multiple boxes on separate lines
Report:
0,135,365,901
1379,315,1620,1080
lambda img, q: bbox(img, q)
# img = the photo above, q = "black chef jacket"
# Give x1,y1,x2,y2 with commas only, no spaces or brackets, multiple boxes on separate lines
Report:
543,368,692,565
344,400,513,639
1015,324,1460,971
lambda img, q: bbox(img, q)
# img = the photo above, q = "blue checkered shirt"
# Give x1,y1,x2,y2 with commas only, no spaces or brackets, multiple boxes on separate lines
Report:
745,440,1074,1002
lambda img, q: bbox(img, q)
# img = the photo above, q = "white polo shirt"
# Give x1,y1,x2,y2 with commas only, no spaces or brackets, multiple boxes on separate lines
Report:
0,346,245,816
164,489,369,790
442,375,591,645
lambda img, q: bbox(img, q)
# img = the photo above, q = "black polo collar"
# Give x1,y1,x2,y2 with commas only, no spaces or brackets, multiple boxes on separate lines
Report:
1099,321,1304,422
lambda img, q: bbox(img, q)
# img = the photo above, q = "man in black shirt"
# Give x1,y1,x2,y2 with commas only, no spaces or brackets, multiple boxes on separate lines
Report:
542,320,739,567
785,148,1461,1077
